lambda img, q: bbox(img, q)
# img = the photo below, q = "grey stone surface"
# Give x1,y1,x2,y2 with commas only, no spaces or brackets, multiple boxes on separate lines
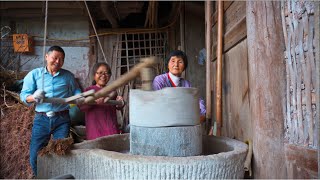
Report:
130,125,202,157
130,88,200,127
38,134,248,179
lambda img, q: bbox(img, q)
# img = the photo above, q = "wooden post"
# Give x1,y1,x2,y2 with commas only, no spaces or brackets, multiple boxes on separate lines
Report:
180,2,186,78
180,1,185,52
315,2,320,179
205,1,213,134
246,1,286,178
215,0,224,136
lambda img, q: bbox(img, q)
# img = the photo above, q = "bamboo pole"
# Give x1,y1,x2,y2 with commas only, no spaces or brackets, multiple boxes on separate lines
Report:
205,1,213,134
244,140,253,177
215,0,224,136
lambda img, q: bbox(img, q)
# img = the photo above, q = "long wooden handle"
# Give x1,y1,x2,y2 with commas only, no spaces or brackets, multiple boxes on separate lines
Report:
43,98,124,106
84,56,158,104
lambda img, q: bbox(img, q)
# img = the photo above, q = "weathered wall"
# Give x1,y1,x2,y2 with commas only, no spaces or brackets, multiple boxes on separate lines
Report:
0,2,90,88
247,1,287,178
281,0,319,178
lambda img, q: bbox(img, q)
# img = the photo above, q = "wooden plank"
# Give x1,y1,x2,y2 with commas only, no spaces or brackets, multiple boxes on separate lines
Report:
110,35,118,83
212,15,246,61
122,85,130,130
34,40,90,47
212,1,233,27
124,33,130,72
116,35,122,79
221,40,251,141
212,1,244,44
143,33,147,57
224,1,246,33
132,34,136,64
224,16,246,51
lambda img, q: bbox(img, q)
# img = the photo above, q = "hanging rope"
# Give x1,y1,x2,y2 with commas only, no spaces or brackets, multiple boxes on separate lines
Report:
83,1,108,63
41,0,48,90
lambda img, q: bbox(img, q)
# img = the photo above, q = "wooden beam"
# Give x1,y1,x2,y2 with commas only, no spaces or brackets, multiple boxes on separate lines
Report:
100,1,119,28
167,2,180,24
247,1,286,178
0,8,86,18
0,2,84,9
185,2,204,17
34,40,90,47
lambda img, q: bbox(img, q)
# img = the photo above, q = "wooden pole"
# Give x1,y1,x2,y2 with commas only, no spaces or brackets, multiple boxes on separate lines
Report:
215,0,224,136
180,1,185,52
180,2,186,79
205,1,213,134
315,2,320,179
247,1,286,177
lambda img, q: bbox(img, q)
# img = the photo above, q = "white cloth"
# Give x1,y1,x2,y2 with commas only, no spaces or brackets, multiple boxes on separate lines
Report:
169,72,181,87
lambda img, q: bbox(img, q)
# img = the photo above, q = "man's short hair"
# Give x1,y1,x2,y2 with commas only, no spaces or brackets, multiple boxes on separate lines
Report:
47,46,65,57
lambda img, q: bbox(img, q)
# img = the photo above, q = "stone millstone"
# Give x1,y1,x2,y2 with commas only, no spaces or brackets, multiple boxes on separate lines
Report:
129,88,200,127
130,125,202,157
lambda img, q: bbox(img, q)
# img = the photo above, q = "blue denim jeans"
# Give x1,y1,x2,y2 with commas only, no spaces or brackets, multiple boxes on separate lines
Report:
30,113,70,176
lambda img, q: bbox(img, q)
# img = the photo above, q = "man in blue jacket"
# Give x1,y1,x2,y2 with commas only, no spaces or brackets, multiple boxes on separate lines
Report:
20,45,83,176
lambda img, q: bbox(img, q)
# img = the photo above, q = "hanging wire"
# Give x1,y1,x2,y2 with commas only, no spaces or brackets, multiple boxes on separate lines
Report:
41,0,48,90
83,0,108,63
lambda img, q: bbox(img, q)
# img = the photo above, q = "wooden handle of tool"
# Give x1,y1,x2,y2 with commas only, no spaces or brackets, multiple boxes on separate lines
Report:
105,100,124,106
43,98,123,106
43,98,66,104
84,56,158,104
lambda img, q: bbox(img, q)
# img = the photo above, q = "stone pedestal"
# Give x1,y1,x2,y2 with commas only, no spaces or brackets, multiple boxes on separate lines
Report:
130,125,202,156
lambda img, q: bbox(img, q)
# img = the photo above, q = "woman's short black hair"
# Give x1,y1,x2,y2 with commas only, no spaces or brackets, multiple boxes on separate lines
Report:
91,62,112,85
166,50,188,69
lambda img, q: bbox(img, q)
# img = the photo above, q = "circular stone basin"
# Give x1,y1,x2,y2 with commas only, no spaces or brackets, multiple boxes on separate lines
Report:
38,134,248,179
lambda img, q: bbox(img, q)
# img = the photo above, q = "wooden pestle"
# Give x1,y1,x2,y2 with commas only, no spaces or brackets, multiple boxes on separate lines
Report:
84,56,159,104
